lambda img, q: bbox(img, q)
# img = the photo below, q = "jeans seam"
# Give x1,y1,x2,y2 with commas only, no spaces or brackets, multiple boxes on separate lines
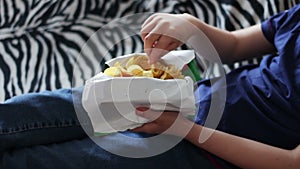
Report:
0,120,81,135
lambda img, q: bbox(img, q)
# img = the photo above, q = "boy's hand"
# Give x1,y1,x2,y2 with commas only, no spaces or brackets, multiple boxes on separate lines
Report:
141,13,196,64
131,107,194,138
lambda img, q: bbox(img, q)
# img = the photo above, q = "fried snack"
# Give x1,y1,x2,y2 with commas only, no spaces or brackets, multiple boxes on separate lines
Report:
104,55,184,79
127,65,144,76
160,65,184,79
103,67,122,77
126,55,151,70
104,62,131,77
151,62,165,78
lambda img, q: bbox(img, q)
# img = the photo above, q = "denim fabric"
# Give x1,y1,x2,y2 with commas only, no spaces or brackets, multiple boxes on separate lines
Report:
1,135,220,169
0,87,92,152
0,88,228,169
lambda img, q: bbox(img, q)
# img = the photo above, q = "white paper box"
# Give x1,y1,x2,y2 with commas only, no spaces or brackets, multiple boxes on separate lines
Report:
82,50,196,134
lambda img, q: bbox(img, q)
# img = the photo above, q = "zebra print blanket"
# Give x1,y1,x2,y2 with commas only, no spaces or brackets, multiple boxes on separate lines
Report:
0,0,299,101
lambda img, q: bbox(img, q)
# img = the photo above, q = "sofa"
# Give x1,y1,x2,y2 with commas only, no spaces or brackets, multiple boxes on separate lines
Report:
1,0,299,101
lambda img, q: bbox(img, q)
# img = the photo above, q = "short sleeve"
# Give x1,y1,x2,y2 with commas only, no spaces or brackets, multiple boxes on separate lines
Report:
261,4,300,44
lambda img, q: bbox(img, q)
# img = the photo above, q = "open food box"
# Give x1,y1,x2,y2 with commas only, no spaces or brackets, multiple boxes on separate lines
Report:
82,50,199,135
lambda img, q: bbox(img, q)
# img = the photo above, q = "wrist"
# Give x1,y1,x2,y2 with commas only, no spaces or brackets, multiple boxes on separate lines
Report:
184,122,204,146
181,13,205,30
170,117,195,138
178,13,207,44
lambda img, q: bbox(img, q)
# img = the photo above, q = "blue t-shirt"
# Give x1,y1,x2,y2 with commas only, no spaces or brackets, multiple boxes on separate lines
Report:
195,5,300,150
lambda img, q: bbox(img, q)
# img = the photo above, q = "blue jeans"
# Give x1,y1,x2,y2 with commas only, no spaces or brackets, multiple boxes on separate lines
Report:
0,88,234,169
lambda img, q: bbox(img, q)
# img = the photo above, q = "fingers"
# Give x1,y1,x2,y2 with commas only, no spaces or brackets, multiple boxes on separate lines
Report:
130,123,158,133
131,107,162,133
152,36,182,59
141,14,157,31
136,107,163,121
141,14,183,64
141,14,162,41
132,107,189,136
145,38,182,64
143,21,169,51
143,32,181,64
143,33,162,62
141,15,169,61
141,13,164,40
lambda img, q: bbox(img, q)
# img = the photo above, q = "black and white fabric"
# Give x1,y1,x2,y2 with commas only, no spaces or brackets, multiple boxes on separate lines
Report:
0,0,299,101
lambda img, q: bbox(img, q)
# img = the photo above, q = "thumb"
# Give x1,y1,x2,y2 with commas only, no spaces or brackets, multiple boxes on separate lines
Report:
136,107,163,121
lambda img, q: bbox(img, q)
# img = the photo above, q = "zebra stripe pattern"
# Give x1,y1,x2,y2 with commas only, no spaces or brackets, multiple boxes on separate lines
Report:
0,0,299,101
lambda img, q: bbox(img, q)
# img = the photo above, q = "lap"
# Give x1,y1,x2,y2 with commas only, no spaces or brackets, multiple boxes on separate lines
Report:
1,133,218,169
0,88,236,169
0,87,90,151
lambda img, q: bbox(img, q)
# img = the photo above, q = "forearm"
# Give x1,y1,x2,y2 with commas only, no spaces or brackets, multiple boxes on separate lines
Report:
184,123,299,169
182,14,276,64
132,109,299,168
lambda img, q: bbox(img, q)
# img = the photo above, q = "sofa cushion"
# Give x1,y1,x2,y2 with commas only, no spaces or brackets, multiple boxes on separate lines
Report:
0,0,298,101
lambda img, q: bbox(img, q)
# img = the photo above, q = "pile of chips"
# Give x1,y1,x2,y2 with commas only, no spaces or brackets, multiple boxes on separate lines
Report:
104,55,184,79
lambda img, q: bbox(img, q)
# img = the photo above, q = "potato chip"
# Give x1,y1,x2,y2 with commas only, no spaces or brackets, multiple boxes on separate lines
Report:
142,70,153,77
163,65,184,79
151,63,165,78
103,67,122,77
126,55,151,70
127,65,144,76
104,54,184,79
